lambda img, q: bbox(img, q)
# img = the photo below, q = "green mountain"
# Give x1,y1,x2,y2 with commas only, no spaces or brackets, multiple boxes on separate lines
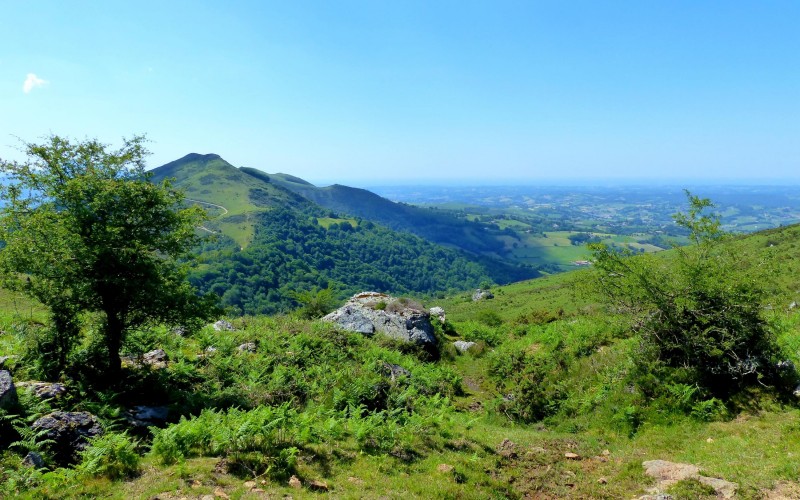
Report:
151,154,311,247
259,170,510,257
151,154,537,314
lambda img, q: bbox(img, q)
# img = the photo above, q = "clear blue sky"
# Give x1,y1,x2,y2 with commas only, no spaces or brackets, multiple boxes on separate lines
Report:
2,1,798,185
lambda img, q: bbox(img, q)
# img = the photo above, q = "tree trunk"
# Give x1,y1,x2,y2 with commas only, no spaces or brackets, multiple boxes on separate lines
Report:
105,312,124,378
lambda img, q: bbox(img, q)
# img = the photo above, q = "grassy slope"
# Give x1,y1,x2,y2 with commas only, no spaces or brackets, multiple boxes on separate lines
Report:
3,224,800,498
150,154,312,247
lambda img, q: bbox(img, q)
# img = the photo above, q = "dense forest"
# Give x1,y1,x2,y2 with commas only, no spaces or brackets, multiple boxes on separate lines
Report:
189,207,536,315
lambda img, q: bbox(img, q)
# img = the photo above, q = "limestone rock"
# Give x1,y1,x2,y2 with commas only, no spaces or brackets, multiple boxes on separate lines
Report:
642,459,737,499
429,306,446,323
213,320,236,331
143,349,168,369
32,411,103,463
453,340,476,353
472,289,494,301
16,381,67,400
0,370,17,409
323,292,436,345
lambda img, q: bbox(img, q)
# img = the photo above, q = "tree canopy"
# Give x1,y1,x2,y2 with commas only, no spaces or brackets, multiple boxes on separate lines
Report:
0,135,218,379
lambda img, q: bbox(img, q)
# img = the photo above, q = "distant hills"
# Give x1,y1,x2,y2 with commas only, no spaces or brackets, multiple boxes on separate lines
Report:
150,154,537,314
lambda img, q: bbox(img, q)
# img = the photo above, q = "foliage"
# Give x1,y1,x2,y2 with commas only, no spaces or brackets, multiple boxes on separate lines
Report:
291,285,339,319
588,191,791,398
0,135,220,377
76,432,140,479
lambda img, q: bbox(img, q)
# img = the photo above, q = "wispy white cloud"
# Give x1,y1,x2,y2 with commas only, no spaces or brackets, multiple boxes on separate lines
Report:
23,73,48,94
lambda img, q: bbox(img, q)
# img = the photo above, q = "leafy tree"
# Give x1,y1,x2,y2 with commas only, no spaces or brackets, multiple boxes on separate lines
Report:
588,191,788,397
0,135,219,378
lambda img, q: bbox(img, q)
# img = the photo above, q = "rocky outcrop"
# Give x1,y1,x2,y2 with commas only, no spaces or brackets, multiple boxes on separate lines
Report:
323,292,436,345
32,411,103,464
0,370,17,409
472,289,494,301
642,460,737,499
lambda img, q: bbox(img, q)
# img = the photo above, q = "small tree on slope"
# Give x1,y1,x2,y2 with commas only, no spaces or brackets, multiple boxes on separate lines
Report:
0,135,218,379
588,191,792,398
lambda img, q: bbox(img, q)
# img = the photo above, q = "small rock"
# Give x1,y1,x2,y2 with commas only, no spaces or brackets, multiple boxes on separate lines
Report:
126,405,169,427
214,487,230,499
143,349,168,369
172,326,186,336
0,355,12,369
289,475,302,489
381,362,411,381
213,320,236,331
201,495,215,500
793,384,800,398
309,480,328,491
564,452,580,460
17,381,67,400
243,481,256,489
429,306,446,323
790,301,797,310
602,449,610,456
205,346,218,353
22,451,46,469
437,463,455,473
0,370,17,409
597,477,608,484
642,460,737,499
472,289,494,301
453,340,476,353
237,342,256,353
347,476,364,485
706,437,714,443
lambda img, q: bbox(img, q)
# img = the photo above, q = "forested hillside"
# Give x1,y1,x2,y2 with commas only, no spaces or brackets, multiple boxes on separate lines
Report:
151,155,537,314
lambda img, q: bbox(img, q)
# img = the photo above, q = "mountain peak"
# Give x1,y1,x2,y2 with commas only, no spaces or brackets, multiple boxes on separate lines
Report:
178,153,222,162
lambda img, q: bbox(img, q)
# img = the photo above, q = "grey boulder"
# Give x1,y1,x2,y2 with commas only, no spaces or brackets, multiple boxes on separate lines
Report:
323,292,436,345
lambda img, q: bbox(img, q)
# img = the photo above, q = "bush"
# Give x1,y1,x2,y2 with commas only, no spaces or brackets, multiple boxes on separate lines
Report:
589,192,792,399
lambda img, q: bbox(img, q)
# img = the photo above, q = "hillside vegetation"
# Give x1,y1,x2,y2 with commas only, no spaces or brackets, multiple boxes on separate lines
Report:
2,211,800,498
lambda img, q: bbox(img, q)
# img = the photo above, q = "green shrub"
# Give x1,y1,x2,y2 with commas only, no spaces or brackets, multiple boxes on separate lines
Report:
589,192,793,399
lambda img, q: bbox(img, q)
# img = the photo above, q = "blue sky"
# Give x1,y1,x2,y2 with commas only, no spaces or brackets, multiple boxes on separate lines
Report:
1,1,798,185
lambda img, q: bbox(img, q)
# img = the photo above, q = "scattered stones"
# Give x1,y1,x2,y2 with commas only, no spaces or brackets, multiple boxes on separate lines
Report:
642,460,737,499
288,475,302,489
309,480,328,492
23,451,45,469
213,487,230,499
126,405,169,427
143,349,168,369
213,320,236,331
323,292,436,345
16,381,67,400
32,411,103,463
237,342,256,353
472,289,494,301
453,340,476,353
564,452,581,460
0,370,17,408
437,463,455,473
380,362,412,381
429,306,446,323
